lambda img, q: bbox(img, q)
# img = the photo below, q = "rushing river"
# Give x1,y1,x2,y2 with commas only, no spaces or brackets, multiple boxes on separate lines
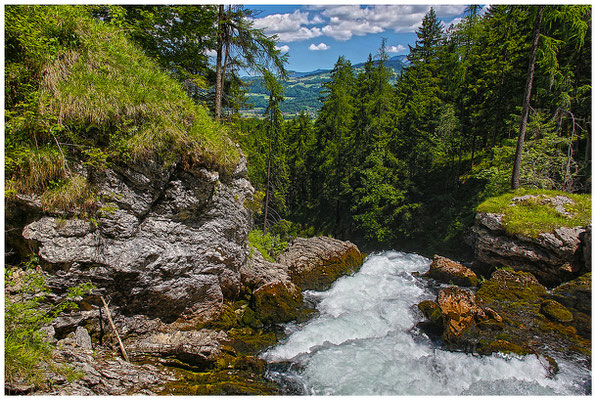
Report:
261,251,591,395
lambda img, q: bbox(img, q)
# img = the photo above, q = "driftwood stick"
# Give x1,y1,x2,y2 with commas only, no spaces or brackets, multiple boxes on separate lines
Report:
100,295,129,362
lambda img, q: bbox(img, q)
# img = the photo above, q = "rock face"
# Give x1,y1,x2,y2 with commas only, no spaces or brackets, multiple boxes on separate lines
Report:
278,236,365,291
423,255,478,287
16,158,254,328
473,212,589,286
33,346,177,395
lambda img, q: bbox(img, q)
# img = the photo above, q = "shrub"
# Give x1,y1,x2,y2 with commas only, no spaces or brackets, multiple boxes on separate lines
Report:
248,230,288,262
5,256,95,389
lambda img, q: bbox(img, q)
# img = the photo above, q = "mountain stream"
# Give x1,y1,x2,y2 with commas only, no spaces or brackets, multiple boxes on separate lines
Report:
261,251,591,395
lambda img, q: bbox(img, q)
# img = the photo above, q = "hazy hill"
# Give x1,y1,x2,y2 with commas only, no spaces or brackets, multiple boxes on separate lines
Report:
241,55,408,118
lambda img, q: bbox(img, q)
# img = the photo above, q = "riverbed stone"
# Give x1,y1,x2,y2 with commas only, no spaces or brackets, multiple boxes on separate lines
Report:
423,255,478,286
278,236,365,291
540,300,574,323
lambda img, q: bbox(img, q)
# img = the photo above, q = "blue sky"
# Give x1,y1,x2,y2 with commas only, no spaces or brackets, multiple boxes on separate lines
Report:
246,5,469,72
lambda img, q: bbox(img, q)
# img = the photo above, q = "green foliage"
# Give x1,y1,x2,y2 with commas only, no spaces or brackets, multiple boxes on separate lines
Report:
5,256,96,388
5,5,241,212
248,229,288,262
477,189,591,237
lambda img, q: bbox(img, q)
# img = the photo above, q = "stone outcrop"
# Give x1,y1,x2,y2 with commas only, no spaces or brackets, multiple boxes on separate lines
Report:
473,211,589,286
423,255,478,286
240,248,303,324
278,236,365,291
418,269,591,367
14,158,254,329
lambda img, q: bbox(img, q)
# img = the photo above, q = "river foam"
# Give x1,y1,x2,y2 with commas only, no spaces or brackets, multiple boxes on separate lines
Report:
261,251,590,395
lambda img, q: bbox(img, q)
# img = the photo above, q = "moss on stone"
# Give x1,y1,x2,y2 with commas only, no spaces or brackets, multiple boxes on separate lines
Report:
476,189,591,238
477,339,532,356
290,247,365,291
251,281,303,324
540,300,574,323
418,300,443,325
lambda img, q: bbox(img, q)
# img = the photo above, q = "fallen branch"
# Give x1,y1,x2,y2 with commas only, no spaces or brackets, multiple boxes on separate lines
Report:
100,295,129,362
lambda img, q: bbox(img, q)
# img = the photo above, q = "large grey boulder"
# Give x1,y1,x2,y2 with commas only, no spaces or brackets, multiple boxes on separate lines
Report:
18,157,254,329
473,211,589,286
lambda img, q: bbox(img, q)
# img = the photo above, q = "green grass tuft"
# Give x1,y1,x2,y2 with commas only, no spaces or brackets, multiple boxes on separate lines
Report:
6,5,241,211
477,189,591,238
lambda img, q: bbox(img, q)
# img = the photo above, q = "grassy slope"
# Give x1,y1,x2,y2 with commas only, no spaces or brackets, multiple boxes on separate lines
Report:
6,5,240,212
477,189,591,238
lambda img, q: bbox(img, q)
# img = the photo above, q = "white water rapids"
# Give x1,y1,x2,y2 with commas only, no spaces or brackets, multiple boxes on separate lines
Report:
261,251,591,395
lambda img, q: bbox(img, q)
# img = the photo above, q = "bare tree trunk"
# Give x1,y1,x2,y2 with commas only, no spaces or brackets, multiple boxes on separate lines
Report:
100,296,129,362
214,5,225,121
263,109,273,232
511,6,543,190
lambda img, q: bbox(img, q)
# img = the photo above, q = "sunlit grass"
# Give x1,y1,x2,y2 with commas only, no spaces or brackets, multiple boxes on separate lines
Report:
477,189,591,238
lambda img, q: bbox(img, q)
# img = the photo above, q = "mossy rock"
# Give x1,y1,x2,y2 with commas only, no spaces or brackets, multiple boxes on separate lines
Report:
550,273,591,314
251,281,303,325
476,339,532,356
540,300,574,323
227,327,278,355
290,248,365,291
418,300,442,325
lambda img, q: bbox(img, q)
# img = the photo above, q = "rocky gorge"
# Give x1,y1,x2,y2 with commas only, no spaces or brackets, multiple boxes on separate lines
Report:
5,162,592,394
5,156,365,394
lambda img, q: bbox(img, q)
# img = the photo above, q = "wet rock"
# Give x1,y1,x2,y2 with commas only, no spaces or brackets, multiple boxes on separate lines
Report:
241,247,303,324
472,269,590,363
540,300,574,323
550,273,591,314
436,287,484,344
549,273,591,339
278,236,365,291
423,255,478,286
252,281,303,324
417,300,442,325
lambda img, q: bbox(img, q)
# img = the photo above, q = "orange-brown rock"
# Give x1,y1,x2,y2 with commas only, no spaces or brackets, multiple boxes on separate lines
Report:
437,287,484,342
423,255,478,287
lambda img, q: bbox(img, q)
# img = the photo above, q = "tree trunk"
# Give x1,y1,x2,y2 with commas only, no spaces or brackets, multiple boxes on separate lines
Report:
511,6,543,190
263,109,273,232
214,5,225,121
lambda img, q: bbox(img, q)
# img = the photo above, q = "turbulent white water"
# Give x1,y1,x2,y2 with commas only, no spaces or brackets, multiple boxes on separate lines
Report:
261,251,591,395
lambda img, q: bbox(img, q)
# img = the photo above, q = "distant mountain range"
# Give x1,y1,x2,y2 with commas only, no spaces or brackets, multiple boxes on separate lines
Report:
241,55,409,118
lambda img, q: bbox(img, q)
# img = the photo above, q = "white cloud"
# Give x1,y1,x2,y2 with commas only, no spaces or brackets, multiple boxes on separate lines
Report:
275,45,290,53
252,5,467,44
314,5,466,40
309,42,330,51
251,9,323,42
205,49,217,57
386,44,406,54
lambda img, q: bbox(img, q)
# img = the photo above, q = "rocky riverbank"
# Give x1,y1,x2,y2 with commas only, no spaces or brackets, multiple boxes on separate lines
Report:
6,155,365,396
418,191,591,374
